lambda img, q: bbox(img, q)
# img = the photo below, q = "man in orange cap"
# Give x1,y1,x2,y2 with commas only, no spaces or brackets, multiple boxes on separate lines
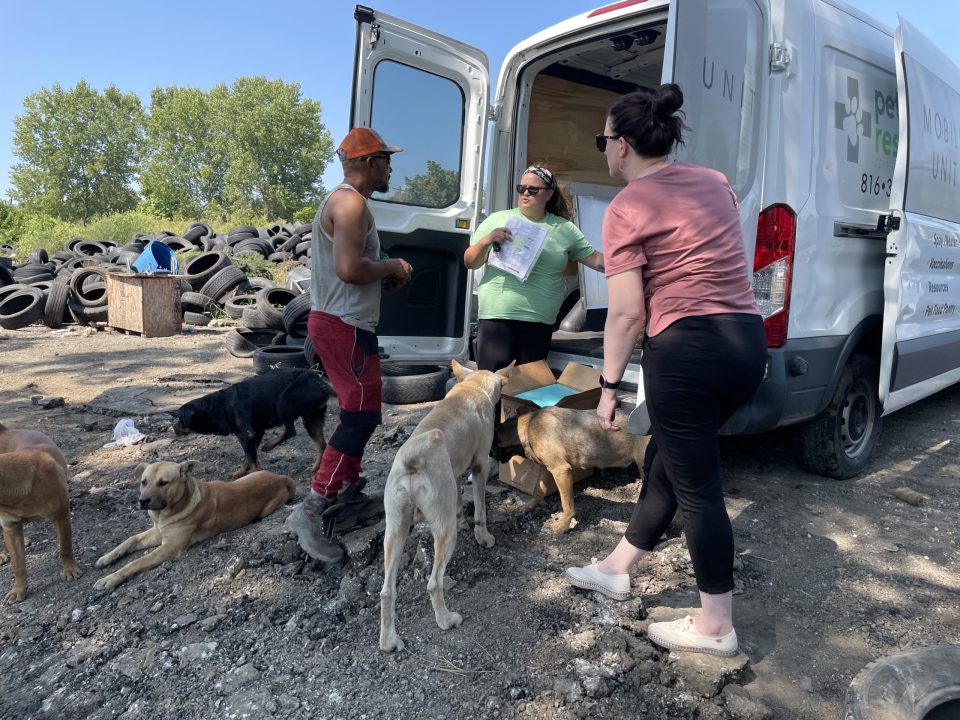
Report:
288,127,412,564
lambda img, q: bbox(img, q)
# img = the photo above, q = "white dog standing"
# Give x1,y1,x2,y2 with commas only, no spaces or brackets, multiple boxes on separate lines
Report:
379,360,512,652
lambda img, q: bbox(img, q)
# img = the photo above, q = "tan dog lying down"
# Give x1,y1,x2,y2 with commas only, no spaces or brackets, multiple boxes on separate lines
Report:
494,408,650,533
0,422,81,603
95,461,294,590
379,360,513,653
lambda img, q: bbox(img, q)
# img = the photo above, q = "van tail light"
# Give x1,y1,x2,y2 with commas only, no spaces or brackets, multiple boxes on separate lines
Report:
752,204,796,348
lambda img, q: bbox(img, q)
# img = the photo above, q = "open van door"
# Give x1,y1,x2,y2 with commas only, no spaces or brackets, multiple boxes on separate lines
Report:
350,6,488,363
879,16,960,413
660,0,766,267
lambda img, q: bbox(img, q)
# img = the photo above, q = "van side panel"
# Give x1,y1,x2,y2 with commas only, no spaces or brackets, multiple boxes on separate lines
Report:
786,1,893,340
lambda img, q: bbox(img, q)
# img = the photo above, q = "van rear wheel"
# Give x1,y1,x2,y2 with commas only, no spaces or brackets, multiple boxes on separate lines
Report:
798,353,881,479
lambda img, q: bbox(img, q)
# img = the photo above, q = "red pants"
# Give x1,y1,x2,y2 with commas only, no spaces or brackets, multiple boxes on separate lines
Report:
308,311,382,498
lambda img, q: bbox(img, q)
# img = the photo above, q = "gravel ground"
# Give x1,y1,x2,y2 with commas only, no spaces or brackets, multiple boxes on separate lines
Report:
0,324,958,720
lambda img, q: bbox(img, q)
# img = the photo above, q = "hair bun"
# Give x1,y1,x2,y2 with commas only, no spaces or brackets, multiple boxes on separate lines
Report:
654,83,684,116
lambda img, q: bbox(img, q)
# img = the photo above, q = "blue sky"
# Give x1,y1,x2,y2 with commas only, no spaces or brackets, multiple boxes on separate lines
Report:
1,0,956,204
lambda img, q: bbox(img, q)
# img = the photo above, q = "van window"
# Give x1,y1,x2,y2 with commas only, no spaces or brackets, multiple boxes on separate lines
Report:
370,60,464,208
902,60,960,223
671,0,764,197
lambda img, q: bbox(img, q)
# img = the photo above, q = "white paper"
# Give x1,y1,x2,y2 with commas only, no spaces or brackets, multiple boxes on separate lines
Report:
487,216,549,282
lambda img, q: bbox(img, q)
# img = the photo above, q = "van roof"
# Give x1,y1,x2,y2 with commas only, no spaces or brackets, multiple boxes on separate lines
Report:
497,0,895,86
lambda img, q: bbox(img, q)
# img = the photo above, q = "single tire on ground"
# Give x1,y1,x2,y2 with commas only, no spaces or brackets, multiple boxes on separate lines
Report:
42,281,70,328
179,291,218,313
69,267,109,308
252,345,309,374
381,364,450,405
67,296,108,325
199,265,247,302
241,306,271,330
256,287,299,330
183,310,212,326
281,292,311,336
224,328,279,358
224,293,259,319
0,290,45,330
845,644,960,720
183,251,232,291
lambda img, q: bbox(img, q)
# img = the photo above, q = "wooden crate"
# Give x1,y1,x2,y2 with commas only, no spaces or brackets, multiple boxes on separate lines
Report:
106,273,182,337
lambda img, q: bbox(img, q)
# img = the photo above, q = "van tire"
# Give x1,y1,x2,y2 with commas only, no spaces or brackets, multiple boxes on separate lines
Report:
798,353,881,479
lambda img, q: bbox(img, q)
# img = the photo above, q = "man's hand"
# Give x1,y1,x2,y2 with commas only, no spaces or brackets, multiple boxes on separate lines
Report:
383,258,413,291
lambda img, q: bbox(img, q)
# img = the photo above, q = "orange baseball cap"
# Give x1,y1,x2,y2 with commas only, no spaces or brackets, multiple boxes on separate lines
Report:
336,128,403,161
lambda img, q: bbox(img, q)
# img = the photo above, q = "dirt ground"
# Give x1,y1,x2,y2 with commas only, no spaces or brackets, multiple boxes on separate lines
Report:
0,324,958,720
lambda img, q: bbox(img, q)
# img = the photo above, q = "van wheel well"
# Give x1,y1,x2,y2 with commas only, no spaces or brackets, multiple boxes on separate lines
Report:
798,353,882,479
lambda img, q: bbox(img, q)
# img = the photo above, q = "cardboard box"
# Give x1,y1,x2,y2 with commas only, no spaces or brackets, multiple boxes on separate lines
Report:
106,272,182,337
498,360,601,496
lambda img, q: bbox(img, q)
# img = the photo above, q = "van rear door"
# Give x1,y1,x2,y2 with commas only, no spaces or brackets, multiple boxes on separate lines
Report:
350,6,488,363
660,0,767,266
880,16,960,413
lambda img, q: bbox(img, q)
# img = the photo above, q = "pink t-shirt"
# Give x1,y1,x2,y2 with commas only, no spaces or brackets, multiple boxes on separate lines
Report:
602,162,760,337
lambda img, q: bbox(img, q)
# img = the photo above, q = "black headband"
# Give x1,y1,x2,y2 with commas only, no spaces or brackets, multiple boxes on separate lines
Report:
523,165,556,188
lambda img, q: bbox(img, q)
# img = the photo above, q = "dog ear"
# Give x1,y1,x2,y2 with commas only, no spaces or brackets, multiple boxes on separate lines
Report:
451,359,472,382
179,460,198,478
134,462,149,480
495,360,515,383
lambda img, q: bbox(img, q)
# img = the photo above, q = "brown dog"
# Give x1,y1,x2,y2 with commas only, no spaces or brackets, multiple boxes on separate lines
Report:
494,407,650,533
94,461,295,590
0,422,81,603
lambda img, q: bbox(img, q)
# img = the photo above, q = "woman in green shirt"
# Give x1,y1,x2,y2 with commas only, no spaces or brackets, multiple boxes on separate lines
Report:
464,165,605,371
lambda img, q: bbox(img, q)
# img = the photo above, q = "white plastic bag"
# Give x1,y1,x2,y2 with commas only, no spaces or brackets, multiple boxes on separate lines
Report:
102,418,146,449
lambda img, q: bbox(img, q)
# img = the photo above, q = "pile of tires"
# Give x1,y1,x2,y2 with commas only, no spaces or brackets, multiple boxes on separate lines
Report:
1,242,118,330
223,282,314,374
0,221,313,333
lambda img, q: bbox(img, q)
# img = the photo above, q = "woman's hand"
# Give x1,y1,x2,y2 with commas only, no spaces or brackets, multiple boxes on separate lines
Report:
464,227,513,269
597,388,620,431
485,227,513,250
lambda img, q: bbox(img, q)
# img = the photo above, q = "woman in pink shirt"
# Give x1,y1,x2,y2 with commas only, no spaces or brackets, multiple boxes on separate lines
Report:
564,84,766,658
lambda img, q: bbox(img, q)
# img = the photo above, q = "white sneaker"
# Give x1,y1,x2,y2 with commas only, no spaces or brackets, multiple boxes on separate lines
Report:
564,562,632,601
647,615,739,657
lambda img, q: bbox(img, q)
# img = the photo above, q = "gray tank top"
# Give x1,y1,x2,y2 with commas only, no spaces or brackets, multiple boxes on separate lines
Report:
309,183,381,332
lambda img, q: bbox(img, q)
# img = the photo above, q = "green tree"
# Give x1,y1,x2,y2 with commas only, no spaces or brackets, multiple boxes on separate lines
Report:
140,86,226,218
215,77,333,219
9,80,144,223
394,160,460,207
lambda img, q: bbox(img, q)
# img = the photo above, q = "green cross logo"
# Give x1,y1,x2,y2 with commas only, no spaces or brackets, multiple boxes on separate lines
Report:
835,76,872,163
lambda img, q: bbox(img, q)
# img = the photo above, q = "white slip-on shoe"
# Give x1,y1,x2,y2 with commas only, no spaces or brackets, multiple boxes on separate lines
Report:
564,562,632,601
647,615,739,657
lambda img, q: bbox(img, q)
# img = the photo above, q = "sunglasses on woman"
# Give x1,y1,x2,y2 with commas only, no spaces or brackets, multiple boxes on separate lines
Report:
595,134,621,152
516,184,549,196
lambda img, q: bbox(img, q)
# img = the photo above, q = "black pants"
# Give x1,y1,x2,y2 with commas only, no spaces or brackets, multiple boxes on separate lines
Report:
625,313,766,594
476,318,554,372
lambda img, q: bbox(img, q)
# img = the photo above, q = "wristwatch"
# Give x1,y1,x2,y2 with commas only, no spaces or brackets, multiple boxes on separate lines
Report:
599,375,621,390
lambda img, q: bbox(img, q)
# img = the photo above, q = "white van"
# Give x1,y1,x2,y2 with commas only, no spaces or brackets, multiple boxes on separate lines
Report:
349,1,960,478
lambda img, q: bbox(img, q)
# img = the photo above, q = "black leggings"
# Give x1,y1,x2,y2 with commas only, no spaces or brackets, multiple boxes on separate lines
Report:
625,313,766,594
476,318,554,372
